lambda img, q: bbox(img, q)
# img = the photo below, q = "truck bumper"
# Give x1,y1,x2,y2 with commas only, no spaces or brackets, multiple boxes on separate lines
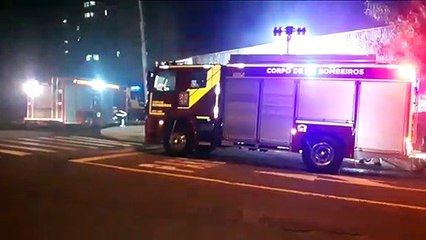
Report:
145,116,164,144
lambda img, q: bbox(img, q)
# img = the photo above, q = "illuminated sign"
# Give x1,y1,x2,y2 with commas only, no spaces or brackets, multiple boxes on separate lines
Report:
265,67,365,76
233,66,397,80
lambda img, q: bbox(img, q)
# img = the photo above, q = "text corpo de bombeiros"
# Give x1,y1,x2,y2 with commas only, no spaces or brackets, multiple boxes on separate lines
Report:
266,67,365,76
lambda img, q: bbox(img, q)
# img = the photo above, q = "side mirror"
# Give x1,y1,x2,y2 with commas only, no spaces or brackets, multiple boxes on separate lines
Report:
146,71,154,89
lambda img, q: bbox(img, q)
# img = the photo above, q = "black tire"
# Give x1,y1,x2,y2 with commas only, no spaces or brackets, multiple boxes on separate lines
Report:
302,135,344,174
163,121,193,157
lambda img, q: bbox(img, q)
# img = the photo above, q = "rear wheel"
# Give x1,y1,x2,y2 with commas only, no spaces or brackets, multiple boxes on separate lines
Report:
302,135,344,174
164,121,193,157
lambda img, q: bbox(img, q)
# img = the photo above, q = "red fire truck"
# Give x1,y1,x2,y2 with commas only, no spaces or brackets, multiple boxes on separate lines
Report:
145,54,424,173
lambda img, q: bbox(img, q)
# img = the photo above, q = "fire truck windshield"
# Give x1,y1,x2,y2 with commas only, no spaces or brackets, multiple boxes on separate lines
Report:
153,70,176,92
152,68,208,92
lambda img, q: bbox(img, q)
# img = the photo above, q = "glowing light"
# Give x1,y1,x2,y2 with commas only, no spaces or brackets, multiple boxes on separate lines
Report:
73,79,119,90
23,79,43,98
305,65,317,77
234,63,245,69
92,79,106,91
291,128,297,135
215,84,221,95
130,86,141,92
213,106,219,119
203,65,213,69
405,137,413,155
158,120,164,126
398,65,416,81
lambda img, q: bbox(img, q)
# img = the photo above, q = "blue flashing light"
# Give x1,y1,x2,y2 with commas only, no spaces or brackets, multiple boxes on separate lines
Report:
130,86,141,92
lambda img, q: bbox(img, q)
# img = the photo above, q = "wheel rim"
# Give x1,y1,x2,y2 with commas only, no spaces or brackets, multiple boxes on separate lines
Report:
169,132,187,152
310,142,335,166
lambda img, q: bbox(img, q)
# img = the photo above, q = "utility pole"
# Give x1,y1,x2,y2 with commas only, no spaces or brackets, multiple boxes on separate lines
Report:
273,26,307,54
138,0,148,104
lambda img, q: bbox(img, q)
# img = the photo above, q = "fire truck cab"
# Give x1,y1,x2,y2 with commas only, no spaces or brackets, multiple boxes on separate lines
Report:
145,54,421,173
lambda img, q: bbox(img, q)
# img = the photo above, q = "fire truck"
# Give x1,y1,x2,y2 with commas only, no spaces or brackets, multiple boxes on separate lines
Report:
145,54,424,173
23,77,130,127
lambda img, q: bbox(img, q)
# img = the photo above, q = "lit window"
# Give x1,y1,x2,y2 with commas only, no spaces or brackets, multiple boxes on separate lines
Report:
86,54,93,61
64,40,68,44
84,12,94,18
62,19,67,24
65,50,69,54
105,10,108,16
84,1,95,7
76,25,80,31
93,54,100,61
116,51,120,57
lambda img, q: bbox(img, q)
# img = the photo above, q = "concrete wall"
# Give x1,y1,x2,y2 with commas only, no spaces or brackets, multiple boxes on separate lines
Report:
176,26,393,64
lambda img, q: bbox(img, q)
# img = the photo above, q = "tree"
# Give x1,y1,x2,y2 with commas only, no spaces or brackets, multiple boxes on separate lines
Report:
364,0,426,72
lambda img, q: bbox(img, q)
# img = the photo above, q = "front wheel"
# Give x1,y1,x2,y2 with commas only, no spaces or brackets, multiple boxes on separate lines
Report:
163,122,193,157
302,136,344,174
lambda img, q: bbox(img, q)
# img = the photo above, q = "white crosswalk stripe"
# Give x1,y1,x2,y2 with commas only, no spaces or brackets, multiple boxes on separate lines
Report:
53,136,117,148
0,148,31,156
72,136,143,146
138,158,225,173
4,139,78,151
67,136,133,147
19,138,98,150
0,136,136,157
0,143,56,153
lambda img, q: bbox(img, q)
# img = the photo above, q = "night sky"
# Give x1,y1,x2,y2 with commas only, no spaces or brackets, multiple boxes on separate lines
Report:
0,0,380,122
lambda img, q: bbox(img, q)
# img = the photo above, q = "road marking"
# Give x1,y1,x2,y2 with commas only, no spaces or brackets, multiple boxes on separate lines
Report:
70,158,426,212
256,171,317,181
19,138,99,149
0,143,56,153
68,136,133,147
139,163,194,173
54,136,116,147
38,137,100,149
3,140,77,151
153,160,206,169
173,158,226,167
137,158,225,173
69,151,141,163
0,148,31,156
255,170,426,193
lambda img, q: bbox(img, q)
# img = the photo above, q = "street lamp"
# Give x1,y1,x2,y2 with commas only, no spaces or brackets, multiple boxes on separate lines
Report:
273,26,307,54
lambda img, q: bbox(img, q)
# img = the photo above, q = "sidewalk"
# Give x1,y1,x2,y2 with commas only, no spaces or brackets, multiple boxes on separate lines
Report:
100,125,425,178
100,125,144,143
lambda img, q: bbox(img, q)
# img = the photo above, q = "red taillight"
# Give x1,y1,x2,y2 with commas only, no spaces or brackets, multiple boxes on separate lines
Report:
178,91,189,107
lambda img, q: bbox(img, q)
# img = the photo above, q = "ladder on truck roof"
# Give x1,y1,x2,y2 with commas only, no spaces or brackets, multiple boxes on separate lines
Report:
228,54,378,64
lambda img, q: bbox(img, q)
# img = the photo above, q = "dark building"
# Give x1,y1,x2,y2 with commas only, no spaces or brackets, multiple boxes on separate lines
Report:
59,0,142,86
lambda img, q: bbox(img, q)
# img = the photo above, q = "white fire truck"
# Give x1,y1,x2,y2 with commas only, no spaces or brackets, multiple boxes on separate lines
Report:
23,77,130,127
145,54,425,173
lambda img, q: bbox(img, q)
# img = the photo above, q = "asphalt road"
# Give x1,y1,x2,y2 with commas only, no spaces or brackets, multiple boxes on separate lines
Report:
1,129,426,239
